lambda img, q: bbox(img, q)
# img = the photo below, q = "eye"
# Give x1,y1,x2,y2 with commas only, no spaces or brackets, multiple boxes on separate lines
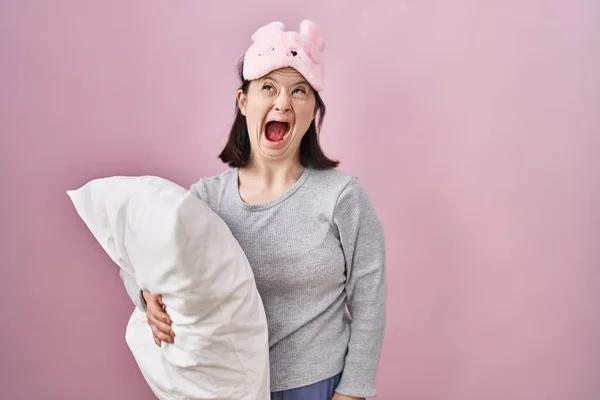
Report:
262,84,275,91
293,88,306,95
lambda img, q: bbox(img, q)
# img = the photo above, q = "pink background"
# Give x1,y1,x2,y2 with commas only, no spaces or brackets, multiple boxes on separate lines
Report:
2,1,599,399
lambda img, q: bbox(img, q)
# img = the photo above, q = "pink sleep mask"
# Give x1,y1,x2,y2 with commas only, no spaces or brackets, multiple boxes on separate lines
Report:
242,20,326,92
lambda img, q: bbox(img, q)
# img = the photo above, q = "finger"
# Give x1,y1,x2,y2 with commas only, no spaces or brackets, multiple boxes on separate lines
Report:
148,314,175,339
153,336,161,347
149,307,172,325
151,324,174,343
147,298,170,322
148,306,172,326
148,313,175,337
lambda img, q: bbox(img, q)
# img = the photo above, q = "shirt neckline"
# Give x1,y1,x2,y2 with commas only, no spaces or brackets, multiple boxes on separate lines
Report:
232,167,313,211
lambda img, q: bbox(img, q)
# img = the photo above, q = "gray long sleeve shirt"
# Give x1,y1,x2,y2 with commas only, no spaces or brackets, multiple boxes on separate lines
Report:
120,167,387,398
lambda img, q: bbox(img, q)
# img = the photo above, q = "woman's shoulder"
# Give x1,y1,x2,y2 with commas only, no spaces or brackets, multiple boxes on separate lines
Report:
189,168,237,202
307,167,366,196
307,167,377,216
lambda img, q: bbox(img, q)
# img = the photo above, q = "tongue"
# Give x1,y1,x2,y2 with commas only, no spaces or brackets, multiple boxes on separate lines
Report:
265,122,288,142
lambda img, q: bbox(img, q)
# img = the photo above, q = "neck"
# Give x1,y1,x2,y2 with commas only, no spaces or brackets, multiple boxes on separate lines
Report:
241,155,305,187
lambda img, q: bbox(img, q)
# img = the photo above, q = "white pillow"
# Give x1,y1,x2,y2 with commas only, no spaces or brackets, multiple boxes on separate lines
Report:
67,175,270,400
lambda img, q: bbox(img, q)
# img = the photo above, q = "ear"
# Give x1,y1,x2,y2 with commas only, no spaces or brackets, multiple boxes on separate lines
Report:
251,21,285,42
236,89,247,116
299,20,325,52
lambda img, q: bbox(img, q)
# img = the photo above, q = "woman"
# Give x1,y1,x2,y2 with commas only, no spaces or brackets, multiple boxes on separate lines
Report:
120,20,387,400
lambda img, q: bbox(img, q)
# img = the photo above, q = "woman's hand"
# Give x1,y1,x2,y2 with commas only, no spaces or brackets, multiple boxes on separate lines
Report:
332,394,364,400
142,290,175,346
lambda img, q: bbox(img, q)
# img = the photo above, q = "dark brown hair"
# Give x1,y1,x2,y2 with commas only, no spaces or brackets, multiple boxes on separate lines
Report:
218,57,339,169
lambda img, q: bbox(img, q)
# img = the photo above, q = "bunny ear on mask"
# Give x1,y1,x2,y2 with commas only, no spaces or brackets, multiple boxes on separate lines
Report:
299,20,325,52
251,21,285,42
243,19,326,92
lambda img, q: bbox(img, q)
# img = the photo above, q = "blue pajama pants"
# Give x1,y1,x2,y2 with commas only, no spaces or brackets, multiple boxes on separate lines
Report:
270,373,342,400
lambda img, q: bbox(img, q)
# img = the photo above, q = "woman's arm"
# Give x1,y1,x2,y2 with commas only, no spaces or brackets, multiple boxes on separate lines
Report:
119,269,147,311
332,178,388,399
119,269,174,344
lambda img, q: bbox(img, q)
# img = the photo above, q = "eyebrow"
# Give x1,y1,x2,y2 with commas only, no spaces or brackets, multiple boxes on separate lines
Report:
263,75,308,87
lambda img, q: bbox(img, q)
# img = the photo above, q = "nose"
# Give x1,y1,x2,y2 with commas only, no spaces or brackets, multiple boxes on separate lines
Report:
274,92,291,113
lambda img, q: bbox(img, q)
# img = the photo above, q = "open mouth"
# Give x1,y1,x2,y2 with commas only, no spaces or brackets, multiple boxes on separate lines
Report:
264,121,291,143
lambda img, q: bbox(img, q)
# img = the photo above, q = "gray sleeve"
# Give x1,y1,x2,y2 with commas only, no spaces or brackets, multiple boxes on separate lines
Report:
119,269,147,312
332,178,388,398
189,178,207,202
